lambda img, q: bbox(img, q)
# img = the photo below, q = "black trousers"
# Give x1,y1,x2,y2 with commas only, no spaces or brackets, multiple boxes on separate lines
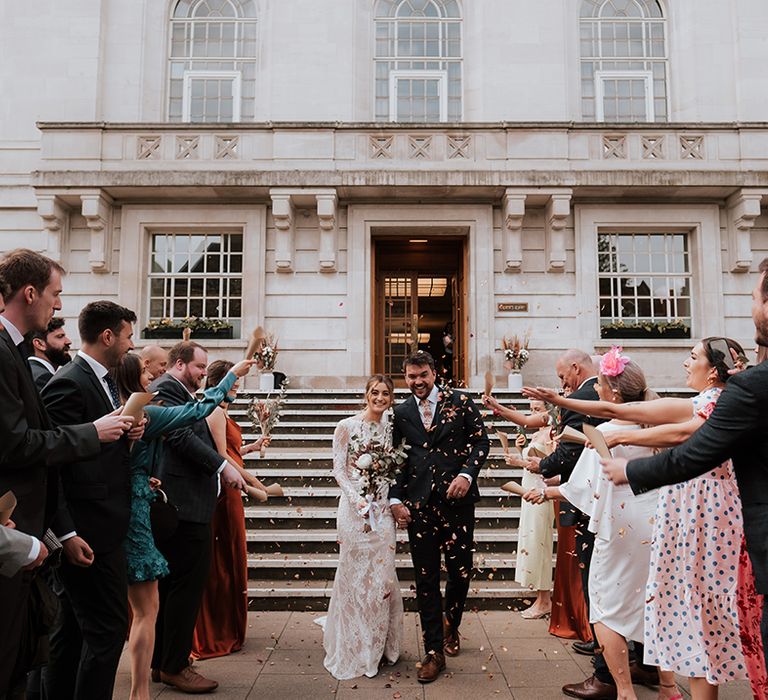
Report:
407,494,475,655
43,548,128,700
0,573,32,699
153,520,212,674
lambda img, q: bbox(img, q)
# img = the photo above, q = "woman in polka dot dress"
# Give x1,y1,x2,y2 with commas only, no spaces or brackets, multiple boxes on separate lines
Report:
525,337,767,699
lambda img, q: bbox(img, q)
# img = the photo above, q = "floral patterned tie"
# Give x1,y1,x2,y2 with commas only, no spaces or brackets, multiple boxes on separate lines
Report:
419,398,433,430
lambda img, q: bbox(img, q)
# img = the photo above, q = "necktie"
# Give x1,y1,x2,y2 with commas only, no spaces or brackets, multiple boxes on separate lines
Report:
104,373,121,409
419,398,433,430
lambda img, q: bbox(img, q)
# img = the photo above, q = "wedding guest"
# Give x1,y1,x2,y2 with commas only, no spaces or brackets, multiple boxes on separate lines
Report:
28,317,72,390
111,353,256,700
526,353,677,700
141,344,168,381
150,342,246,694
320,374,403,680
525,350,658,698
531,337,763,699
0,251,130,698
192,359,269,660
482,396,554,619
390,351,489,683
42,301,142,700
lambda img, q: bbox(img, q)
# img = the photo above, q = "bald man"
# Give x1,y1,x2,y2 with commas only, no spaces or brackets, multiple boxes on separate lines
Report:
141,345,168,381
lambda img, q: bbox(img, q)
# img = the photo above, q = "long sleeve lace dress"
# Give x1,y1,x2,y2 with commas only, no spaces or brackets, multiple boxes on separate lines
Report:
320,415,403,680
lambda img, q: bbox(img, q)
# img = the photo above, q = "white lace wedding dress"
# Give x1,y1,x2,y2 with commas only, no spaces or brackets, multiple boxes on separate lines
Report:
319,415,403,680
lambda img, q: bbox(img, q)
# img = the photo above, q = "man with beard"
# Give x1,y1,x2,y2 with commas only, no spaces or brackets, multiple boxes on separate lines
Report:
28,317,72,390
0,251,131,698
603,256,768,673
389,351,489,684
149,341,246,693
42,301,143,700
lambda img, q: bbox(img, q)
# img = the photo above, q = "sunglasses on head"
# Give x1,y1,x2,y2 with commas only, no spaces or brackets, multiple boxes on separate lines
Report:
705,338,734,370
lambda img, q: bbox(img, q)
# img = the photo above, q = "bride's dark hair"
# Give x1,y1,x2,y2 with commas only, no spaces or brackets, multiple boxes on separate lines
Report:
363,374,395,408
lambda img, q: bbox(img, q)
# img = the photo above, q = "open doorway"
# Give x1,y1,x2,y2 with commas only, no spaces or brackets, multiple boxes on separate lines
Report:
373,236,466,386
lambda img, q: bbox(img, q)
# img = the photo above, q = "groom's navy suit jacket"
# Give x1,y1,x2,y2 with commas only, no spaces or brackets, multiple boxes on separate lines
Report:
389,388,489,507
627,363,768,593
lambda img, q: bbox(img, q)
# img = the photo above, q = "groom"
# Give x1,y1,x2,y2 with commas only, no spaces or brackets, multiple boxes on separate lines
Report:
390,351,489,683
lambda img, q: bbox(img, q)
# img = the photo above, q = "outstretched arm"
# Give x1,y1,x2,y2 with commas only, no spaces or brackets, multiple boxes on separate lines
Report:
605,415,704,449
626,374,757,493
482,395,549,429
523,386,692,425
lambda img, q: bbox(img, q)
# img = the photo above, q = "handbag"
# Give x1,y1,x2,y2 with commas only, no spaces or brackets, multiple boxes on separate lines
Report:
149,488,179,543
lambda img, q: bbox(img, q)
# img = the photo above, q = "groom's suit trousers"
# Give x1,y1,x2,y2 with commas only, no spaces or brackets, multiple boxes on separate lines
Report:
407,492,475,655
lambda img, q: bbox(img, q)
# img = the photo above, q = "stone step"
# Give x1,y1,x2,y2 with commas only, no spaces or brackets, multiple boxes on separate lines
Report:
246,579,541,611
245,552,553,581
243,505,524,529
244,527,557,553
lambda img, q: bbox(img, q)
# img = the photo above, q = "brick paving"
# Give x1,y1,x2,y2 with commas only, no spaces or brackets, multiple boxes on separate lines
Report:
114,611,752,699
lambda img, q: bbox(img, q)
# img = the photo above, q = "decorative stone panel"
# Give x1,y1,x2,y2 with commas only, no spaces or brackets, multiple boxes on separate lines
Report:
408,135,432,160
214,135,239,160
175,135,199,160
679,135,704,159
641,135,665,159
370,136,393,159
136,135,161,160
602,135,626,159
447,134,471,159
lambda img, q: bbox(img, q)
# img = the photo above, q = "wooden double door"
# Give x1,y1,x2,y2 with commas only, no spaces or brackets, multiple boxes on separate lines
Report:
373,237,466,386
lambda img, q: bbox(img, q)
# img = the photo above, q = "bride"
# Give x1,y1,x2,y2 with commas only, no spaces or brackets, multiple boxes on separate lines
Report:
319,374,404,680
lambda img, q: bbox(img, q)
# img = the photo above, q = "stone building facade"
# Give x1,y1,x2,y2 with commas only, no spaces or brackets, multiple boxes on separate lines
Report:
2,0,768,388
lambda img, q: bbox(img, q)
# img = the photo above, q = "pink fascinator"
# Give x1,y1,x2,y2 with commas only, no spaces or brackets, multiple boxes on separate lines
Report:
600,346,630,377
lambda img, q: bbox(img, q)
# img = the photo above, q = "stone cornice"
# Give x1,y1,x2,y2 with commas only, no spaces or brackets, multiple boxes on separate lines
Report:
35,121,768,132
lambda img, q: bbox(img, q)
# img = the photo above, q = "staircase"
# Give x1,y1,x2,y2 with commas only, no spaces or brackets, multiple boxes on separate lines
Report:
234,386,692,611
233,388,548,612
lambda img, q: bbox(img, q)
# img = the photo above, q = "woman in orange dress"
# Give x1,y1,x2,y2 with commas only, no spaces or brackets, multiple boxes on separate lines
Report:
191,360,269,659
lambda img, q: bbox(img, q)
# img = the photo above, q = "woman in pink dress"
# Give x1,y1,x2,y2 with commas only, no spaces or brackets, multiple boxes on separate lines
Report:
526,338,767,699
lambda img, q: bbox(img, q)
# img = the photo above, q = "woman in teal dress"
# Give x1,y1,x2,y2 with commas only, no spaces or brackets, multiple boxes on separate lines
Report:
111,353,255,700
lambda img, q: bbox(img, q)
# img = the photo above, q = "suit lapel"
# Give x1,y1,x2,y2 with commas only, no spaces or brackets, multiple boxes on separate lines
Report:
73,355,114,414
429,389,451,444
0,328,47,422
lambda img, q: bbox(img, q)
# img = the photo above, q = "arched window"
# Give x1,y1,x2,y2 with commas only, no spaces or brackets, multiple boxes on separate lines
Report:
580,0,667,122
169,0,258,122
374,0,462,122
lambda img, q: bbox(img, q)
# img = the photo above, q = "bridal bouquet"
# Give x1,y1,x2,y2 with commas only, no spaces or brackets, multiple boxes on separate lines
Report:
502,331,531,372
247,378,288,457
253,332,279,372
349,422,409,533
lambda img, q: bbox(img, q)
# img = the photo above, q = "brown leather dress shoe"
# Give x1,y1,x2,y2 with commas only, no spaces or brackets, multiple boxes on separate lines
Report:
160,666,219,694
443,619,461,657
562,675,617,699
629,661,659,687
417,651,446,683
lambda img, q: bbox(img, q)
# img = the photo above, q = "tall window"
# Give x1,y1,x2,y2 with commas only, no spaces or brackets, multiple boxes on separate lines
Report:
580,0,667,122
169,0,257,122
374,0,462,122
148,232,243,335
598,232,691,337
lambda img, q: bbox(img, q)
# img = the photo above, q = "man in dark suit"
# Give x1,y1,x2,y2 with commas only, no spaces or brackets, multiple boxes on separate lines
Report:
0,250,131,697
150,341,246,694
603,258,768,672
389,351,489,684
28,317,72,391
42,301,141,700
